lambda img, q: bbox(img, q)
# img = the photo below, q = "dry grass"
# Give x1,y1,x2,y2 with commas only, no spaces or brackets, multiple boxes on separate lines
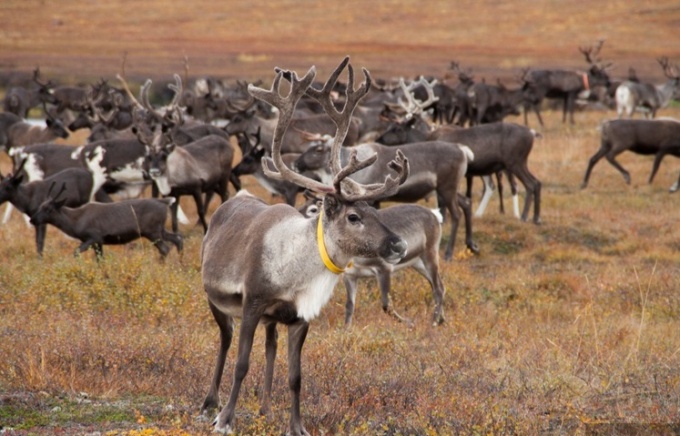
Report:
2,108,680,434
2,1,680,433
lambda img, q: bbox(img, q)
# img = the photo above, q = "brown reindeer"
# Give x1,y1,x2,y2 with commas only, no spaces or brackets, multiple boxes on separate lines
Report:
200,57,409,435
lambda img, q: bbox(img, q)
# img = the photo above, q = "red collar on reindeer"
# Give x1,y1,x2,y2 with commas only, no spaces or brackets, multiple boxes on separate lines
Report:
582,73,590,90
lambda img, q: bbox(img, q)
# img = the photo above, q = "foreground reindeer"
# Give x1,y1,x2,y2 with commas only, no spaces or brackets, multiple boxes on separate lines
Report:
200,58,409,435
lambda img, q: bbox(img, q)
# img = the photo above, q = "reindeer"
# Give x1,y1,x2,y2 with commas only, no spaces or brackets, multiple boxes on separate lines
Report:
32,67,89,116
0,113,23,150
0,161,96,255
300,194,445,326
522,40,612,126
468,78,526,125
142,132,235,233
2,69,51,118
376,119,541,223
295,135,476,261
615,57,680,119
2,104,70,152
448,60,476,126
200,57,409,436
581,118,680,190
30,185,182,260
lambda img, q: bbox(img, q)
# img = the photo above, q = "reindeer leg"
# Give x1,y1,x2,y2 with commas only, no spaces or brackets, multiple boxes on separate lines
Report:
413,257,446,326
287,321,310,436
260,322,278,417
496,171,505,214
342,274,358,327
192,191,208,233
649,149,669,184
605,152,631,184
474,175,495,217
670,171,680,193
213,307,263,434
202,302,235,414
582,146,609,188
456,193,479,256
35,224,47,257
2,203,14,225
378,270,411,325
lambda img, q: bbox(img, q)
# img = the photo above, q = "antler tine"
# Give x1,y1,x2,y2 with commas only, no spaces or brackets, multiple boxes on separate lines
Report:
304,57,372,175
116,53,145,111
658,57,679,79
333,149,410,203
397,77,438,119
250,65,336,193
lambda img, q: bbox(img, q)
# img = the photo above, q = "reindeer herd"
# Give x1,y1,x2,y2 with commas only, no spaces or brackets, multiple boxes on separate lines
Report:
1,46,680,434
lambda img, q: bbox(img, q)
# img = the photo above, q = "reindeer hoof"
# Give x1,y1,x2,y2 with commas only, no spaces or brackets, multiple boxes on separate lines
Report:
467,242,480,255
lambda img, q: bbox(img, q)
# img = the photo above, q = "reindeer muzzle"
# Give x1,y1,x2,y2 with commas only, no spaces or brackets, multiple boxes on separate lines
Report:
382,236,408,264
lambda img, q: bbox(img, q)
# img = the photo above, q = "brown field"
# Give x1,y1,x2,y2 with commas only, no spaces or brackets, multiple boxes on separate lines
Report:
2,1,680,435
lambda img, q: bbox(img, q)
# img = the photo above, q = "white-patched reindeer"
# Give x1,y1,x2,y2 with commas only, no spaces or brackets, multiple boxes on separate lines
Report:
615,57,680,119
199,57,410,435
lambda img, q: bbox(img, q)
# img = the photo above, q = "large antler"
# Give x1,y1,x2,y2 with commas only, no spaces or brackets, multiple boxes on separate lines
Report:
579,39,605,65
398,76,439,119
250,57,409,200
115,53,148,112
658,57,680,80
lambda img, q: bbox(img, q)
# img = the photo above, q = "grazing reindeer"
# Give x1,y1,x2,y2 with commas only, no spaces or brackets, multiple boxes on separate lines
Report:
522,40,612,126
615,57,680,119
30,185,182,260
300,194,445,326
582,118,680,190
200,57,409,436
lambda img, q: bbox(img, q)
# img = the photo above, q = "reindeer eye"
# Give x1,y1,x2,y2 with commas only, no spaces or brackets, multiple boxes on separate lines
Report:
347,213,361,224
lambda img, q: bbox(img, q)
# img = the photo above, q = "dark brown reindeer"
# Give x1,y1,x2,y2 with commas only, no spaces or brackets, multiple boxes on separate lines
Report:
200,57,409,436
32,67,89,115
522,40,612,126
0,160,96,256
448,60,476,126
30,184,182,260
615,57,680,119
581,118,680,190
468,77,526,125
376,119,541,224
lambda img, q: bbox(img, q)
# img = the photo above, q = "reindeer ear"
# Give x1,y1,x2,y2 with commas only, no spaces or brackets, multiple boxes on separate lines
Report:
323,193,342,219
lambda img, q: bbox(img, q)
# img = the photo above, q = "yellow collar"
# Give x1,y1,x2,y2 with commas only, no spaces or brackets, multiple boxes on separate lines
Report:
316,210,351,274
